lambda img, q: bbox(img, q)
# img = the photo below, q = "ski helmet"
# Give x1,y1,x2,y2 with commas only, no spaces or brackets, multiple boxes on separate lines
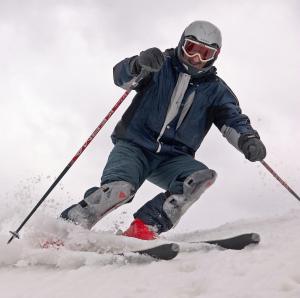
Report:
177,21,222,76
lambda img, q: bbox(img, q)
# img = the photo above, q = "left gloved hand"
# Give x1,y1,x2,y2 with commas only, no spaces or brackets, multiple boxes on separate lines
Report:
238,134,267,162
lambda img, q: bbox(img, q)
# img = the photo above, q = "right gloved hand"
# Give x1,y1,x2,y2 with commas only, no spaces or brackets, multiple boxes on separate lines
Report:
132,47,165,74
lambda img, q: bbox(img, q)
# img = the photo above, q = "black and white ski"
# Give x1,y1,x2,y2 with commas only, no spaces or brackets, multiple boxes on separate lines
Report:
129,243,180,260
129,233,259,260
126,233,259,260
41,238,180,261
40,232,259,263
189,233,260,250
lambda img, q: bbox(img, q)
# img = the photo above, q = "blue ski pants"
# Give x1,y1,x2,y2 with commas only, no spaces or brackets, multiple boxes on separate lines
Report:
101,140,208,194
98,140,211,232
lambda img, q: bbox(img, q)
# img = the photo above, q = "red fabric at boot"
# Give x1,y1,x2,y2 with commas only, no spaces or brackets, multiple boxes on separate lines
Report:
122,218,158,240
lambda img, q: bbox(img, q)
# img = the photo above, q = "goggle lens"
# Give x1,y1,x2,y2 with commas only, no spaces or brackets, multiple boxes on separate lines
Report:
183,39,218,62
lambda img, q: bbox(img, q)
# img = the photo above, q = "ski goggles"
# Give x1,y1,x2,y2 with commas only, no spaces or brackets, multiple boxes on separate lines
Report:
182,38,219,62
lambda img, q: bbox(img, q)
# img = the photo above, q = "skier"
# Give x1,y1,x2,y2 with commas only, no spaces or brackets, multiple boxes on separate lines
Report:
60,20,266,240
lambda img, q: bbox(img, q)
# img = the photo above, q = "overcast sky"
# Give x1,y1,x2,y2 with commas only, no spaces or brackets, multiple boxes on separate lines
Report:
0,0,299,232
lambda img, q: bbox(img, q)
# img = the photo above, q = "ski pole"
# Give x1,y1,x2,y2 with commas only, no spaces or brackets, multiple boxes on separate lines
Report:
260,160,300,202
7,71,147,244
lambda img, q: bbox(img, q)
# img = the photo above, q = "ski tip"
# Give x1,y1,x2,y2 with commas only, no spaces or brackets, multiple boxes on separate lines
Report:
157,243,180,260
157,243,180,253
201,232,261,250
251,233,260,243
170,243,180,253
135,243,180,260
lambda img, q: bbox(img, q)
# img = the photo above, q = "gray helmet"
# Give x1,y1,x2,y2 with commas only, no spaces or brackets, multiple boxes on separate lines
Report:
177,21,222,76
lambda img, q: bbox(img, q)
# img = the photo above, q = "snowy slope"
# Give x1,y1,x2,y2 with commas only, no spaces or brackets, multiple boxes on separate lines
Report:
1,209,300,298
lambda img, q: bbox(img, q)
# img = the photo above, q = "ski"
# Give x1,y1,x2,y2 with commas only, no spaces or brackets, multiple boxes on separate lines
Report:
40,232,259,262
134,243,179,260
189,233,260,250
41,238,180,261
126,243,180,260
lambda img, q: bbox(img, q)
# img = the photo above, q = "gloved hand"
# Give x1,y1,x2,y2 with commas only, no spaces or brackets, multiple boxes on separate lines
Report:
131,47,165,74
238,134,267,162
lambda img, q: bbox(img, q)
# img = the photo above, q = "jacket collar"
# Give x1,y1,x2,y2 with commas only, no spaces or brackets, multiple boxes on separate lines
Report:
166,48,217,81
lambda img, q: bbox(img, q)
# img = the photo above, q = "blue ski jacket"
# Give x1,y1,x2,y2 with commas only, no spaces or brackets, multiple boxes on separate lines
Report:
112,49,257,157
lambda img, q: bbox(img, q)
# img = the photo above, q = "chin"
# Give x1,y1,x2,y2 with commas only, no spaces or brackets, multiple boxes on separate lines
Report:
190,64,204,70
185,59,204,70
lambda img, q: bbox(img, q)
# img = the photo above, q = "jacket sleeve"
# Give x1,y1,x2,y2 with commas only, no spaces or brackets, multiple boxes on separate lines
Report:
213,80,259,151
113,56,152,91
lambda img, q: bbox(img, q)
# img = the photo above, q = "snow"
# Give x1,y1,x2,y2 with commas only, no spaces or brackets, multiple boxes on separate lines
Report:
1,209,300,298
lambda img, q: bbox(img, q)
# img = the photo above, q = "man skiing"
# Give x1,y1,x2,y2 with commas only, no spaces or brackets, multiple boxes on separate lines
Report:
60,20,266,240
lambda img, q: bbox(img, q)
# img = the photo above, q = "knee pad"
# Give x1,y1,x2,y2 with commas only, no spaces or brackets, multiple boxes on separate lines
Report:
62,181,135,229
163,169,217,227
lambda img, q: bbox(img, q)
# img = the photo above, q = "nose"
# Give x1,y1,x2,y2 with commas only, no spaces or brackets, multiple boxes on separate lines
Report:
191,55,201,63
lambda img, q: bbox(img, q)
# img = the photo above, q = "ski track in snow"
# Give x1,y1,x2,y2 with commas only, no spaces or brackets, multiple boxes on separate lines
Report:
1,210,300,298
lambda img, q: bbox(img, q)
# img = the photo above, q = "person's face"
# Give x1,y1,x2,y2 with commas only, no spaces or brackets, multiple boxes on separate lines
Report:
182,51,207,70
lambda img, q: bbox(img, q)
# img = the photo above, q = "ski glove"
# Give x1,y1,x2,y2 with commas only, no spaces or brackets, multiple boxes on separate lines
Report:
238,134,267,162
131,47,165,75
